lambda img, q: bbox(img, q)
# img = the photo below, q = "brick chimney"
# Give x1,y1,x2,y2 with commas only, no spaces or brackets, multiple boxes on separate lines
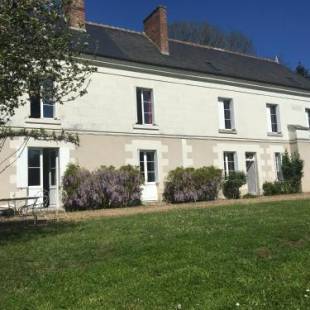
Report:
65,0,86,31
144,6,169,55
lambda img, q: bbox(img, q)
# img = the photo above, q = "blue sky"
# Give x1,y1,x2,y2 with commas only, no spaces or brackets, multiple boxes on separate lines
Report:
86,0,310,69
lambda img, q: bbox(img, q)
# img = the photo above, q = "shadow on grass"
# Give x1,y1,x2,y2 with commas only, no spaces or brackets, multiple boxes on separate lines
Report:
0,218,78,243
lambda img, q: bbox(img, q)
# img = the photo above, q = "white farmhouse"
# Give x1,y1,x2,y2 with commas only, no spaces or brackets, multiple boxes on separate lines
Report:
1,1,310,207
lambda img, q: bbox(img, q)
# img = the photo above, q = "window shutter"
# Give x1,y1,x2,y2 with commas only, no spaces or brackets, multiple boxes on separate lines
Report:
136,88,143,124
16,145,28,188
218,101,225,129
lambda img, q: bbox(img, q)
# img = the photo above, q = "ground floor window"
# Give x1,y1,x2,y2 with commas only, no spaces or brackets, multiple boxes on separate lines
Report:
223,152,237,177
275,152,283,181
139,150,157,183
28,149,41,186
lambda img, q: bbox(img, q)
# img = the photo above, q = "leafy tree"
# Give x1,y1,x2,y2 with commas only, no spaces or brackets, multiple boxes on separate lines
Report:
169,21,255,55
0,0,96,173
0,0,95,124
296,62,310,79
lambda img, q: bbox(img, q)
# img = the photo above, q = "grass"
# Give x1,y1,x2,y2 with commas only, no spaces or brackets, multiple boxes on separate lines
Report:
0,200,310,309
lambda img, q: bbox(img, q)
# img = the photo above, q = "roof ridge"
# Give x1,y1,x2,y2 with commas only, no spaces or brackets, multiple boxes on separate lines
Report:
86,21,143,36
169,38,278,64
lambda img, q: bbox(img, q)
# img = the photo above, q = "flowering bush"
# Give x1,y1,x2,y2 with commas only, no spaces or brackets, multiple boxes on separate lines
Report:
62,164,143,211
163,166,222,203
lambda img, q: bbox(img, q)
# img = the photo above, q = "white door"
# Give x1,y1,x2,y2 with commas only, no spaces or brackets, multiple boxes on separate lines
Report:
246,153,259,195
139,150,158,201
45,149,59,208
28,148,44,206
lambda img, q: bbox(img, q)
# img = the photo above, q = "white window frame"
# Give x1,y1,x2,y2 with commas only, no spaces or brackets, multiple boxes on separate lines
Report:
223,151,237,177
218,98,235,130
274,152,283,181
139,150,157,184
266,104,281,134
41,99,56,119
137,88,155,125
306,108,310,128
30,81,56,120
28,148,43,188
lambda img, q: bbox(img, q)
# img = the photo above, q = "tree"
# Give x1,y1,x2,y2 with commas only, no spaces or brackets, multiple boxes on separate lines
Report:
296,62,310,79
0,0,96,173
0,0,95,124
169,21,255,55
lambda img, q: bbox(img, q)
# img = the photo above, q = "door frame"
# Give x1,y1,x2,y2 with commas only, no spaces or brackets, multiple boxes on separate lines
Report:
27,147,60,208
139,149,158,201
245,152,259,195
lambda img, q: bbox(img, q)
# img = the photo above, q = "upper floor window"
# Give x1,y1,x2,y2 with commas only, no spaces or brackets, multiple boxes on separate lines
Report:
306,109,310,128
266,104,280,133
219,98,235,130
275,152,283,181
30,80,55,119
136,88,154,125
223,151,237,177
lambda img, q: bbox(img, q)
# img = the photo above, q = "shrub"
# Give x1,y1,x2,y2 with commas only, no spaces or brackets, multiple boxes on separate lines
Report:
163,166,222,203
62,164,143,211
62,164,95,211
263,151,304,196
94,165,142,208
223,171,246,199
282,151,304,193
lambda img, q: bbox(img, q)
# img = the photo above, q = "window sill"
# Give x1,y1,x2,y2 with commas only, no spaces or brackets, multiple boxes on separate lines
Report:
267,132,283,137
133,124,159,131
25,118,61,126
219,129,237,134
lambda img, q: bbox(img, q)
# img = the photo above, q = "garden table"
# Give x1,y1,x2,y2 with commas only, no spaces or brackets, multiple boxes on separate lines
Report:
0,196,40,223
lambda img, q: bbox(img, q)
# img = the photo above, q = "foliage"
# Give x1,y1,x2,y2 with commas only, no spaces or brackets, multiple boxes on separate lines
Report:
296,62,310,79
222,171,246,199
281,151,304,193
0,0,96,123
0,127,79,145
263,181,282,196
163,166,223,203
263,151,304,196
169,21,255,55
62,164,143,211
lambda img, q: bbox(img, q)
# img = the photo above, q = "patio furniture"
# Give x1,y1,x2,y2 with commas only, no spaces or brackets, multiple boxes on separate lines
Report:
0,195,41,223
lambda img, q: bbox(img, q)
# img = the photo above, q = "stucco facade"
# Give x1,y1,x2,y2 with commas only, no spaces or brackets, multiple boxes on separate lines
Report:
1,59,310,206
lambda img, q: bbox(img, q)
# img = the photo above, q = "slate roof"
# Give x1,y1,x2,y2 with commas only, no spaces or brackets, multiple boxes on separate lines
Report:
83,22,310,92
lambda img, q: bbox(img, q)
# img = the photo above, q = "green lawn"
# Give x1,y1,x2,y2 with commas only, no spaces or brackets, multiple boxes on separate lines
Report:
1,200,310,309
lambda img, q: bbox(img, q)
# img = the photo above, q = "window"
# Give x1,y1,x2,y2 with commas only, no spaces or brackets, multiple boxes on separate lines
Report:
223,152,237,177
275,153,283,181
267,104,280,133
28,149,41,186
30,80,55,119
139,151,157,183
136,88,154,125
219,98,234,130
306,109,310,128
